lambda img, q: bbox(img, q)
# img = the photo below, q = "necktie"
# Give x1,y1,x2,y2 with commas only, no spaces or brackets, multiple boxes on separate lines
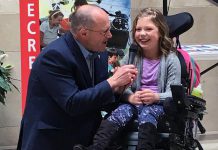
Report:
90,58,94,85
89,53,98,86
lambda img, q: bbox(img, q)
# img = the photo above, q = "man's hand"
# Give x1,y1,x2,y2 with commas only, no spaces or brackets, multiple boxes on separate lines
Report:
107,65,137,91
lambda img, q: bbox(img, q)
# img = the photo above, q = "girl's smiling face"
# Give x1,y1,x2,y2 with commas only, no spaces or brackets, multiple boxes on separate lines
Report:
134,16,160,58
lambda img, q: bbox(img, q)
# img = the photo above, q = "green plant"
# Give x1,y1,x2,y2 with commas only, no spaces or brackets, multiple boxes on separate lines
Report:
0,50,19,105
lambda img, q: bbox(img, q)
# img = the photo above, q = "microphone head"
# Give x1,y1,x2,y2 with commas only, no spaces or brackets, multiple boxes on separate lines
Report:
128,43,138,64
129,43,138,53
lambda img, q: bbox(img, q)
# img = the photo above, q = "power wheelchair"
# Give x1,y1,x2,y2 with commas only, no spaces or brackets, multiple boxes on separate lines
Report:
114,12,207,150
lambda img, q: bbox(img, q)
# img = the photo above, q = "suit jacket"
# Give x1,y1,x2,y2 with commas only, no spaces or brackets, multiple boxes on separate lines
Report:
17,32,115,150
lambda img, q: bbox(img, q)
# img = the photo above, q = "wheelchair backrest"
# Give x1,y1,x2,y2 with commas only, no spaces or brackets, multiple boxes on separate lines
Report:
165,12,200,94
165,12,194,38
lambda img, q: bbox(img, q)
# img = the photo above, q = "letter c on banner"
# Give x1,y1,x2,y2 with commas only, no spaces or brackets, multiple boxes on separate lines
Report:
27,21,36,34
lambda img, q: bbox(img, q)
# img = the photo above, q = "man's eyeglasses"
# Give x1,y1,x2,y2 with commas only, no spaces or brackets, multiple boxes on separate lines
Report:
86,27,111,36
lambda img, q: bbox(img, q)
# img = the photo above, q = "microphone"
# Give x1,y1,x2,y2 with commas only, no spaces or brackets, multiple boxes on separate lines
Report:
117,43,138,101
128,43,138,64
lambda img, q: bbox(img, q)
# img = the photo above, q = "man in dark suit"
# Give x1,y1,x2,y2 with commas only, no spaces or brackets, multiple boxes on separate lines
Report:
17,5,137,150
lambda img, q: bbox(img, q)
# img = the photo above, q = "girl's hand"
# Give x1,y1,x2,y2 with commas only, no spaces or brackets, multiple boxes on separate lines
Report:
128,91,143,105
138,89,159,105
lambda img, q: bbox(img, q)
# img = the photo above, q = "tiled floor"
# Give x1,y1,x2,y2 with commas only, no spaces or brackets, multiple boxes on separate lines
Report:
199,131,218,150
1,133,218,150
0,143,218,150
201,140,218,150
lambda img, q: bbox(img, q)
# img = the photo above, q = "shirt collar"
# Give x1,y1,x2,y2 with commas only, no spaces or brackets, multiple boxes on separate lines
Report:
75,40,98,60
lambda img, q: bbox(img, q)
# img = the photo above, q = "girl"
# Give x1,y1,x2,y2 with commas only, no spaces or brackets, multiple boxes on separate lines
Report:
74,8,181,150
40,10,64,48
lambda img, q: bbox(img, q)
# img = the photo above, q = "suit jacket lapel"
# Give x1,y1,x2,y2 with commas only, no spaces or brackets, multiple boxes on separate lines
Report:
94,51,109,85
64,32,92,87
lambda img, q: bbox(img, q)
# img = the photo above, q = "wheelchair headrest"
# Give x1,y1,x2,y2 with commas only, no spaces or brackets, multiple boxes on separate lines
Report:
165,12,194,38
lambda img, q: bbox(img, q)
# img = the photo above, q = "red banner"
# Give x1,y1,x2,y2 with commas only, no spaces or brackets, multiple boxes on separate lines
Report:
20,0,40,113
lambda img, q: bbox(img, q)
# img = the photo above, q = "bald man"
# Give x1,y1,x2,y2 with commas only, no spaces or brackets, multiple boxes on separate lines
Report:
17,5,137,150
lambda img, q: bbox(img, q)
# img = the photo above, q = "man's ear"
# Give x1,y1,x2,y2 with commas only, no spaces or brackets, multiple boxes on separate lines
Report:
80,28,87,37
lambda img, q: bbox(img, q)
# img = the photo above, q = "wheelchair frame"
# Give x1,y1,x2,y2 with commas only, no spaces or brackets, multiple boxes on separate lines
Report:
118,11,207,150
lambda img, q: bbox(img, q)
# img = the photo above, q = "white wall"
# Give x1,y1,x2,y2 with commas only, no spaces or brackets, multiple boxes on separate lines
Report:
0,0,21,149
